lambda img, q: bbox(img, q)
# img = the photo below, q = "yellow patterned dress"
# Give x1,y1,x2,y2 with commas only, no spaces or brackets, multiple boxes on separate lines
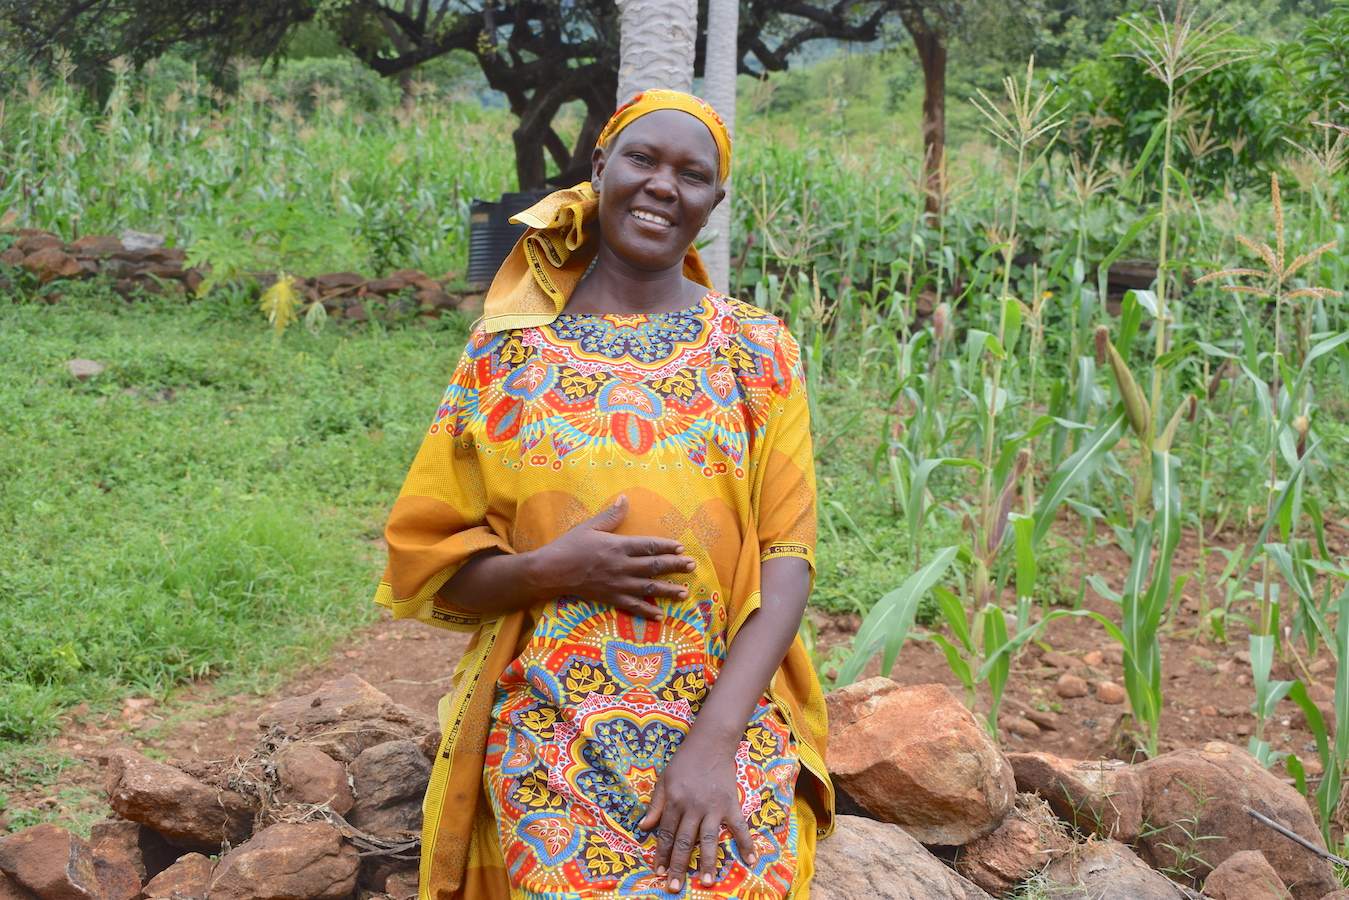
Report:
375,292,832,900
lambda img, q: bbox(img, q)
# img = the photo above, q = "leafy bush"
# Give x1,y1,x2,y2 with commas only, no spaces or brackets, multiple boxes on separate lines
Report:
1057,17,1284,192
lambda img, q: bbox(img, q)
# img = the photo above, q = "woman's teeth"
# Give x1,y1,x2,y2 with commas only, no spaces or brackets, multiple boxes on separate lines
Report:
631,210,672,226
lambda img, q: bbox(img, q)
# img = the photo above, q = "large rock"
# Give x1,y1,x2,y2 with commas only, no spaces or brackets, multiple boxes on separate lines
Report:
954,795,1072,896
1041,840,1183,899
88,816,178,882
0,873,37,900
348,740,431,838
810,815,993,900
67,359,104,382
273,743,354,815
22,247,83,282
90,846,140,900
1007,752,1143,841
15,234,64,253
1134,742,1339,900
207,823,358,900
0,824,101,900
826,679,1015,845
103,750,255,851
139,852,213,900
257,674,435,763
1203,850,1290,900
69,235,125,256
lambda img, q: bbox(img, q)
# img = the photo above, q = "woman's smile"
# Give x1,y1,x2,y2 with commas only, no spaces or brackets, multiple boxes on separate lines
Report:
631,208,675,228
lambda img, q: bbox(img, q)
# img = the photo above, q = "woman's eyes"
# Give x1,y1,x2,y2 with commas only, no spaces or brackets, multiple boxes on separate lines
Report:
626,152,711,183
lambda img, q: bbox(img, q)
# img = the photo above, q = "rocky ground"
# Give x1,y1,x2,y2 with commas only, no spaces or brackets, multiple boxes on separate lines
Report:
5,668,1349,899
1,228,481,320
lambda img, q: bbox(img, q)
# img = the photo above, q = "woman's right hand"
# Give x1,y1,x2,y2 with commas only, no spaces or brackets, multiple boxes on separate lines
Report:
524,494,695,620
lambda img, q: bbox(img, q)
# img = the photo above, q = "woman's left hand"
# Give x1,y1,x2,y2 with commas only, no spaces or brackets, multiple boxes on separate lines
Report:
639,730,758,893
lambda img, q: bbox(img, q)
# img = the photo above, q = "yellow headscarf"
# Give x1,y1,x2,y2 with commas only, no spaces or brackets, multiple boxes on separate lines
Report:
479,89,732,334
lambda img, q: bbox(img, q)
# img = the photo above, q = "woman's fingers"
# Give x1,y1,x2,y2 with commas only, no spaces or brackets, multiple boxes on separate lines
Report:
641,553,697,578
639,785,665,834
620,534,691,562
727,807,757,867
584,494,629,532
615,594,665,620
662,816,700,893
696,814,722,887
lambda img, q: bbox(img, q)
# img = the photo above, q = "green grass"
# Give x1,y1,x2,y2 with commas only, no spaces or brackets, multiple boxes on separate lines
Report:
0,281,476,743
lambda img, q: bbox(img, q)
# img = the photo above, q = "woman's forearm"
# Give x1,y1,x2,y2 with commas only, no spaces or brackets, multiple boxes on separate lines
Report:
688,556,811,748
433,496,696,620
438,549,545,617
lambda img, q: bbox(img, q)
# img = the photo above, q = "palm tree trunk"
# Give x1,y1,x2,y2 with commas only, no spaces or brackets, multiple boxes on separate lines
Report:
615,0,697,101
701,0,738,292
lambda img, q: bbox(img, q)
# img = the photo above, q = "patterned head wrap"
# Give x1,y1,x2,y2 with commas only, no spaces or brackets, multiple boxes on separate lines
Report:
480,89,730,334
599,88,732,183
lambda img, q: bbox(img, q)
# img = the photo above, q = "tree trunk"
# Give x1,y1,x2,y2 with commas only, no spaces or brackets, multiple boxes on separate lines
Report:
900,9,947,218
615,0,697,102
701,0,738,292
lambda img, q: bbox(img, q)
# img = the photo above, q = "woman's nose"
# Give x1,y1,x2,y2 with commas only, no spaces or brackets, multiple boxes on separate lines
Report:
644,167,677,198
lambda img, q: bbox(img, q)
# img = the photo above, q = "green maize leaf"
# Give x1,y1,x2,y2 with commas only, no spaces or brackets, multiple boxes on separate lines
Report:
1233,442,1321,586
1167,165,1206,235
984,333,1006,361
1087,574,1121,604
1306,496,1331,561
1128,289,1159,318
1153,398,1192,453
836,546,960,686
1154,341,1198,371
1249,634,1294,719
980,605,1012,733
1285,751,1309,798
905,458,980,556
1196,341,1238,359
933,585,973,652
1305,330,1349,367
1011,513,1036,603
923,633,976,694
1122,518,1154,605
1117,291,1145,358
1121,119,1168,194
978,609,1128,678
1095,213,1159,313
1001,297,1023,351
1032,408,1126,549
1065,499,1105,519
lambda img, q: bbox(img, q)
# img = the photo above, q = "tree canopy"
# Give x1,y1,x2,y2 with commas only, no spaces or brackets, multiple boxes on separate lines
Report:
3,0,925,188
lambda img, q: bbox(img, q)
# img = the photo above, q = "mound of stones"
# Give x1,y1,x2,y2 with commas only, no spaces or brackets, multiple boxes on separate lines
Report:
819,676,1346,900
5,673,1347,899
0,675,435,900
0,228,478,319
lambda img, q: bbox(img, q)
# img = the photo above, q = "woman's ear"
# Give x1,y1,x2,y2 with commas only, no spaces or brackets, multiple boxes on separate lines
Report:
702,186,728,228
590,145,607,189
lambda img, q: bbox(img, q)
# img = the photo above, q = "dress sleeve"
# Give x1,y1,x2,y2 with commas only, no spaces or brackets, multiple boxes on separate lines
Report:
753,322,817,574
372,333,513,632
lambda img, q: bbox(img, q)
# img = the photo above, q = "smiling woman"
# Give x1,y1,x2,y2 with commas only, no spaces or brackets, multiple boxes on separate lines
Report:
374,90,831,900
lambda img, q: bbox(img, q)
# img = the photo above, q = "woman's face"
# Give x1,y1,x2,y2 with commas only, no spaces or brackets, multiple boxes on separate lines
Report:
591,109,725,274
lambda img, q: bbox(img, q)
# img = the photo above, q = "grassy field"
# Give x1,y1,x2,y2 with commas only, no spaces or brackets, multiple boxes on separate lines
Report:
0,287,475,740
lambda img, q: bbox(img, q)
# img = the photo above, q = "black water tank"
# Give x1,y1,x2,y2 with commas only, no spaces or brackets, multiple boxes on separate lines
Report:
467,189,554,288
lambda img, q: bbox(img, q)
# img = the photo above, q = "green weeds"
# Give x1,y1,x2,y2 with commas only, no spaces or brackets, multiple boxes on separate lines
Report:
0,291,471,743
